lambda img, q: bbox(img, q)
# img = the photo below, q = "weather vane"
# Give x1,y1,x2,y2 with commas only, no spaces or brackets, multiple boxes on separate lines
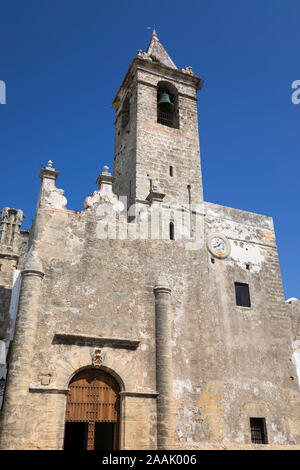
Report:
147,23,159,35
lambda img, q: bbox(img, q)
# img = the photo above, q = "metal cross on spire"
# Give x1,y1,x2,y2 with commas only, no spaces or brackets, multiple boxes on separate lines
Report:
147,23,159,35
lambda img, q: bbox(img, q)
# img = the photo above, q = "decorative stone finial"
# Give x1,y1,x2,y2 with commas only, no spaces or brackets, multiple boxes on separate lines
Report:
39,161,59,182
182,66,194,75
96,166,115,189
102,166,110,175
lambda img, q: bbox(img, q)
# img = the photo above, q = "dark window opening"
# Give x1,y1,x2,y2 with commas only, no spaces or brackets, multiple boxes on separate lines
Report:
250,418,268,444
187,185,191,206
235,282,251,307
169,166,173,177
169,222,175,240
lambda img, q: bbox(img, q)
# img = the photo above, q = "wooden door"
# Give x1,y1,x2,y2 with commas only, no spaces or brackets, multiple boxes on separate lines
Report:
64,369,120,450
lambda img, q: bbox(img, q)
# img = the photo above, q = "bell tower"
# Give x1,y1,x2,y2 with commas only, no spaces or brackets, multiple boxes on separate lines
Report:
112,31,204,214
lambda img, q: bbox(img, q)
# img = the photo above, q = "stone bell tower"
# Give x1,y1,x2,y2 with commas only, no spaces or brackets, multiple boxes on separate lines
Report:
112,30,204,214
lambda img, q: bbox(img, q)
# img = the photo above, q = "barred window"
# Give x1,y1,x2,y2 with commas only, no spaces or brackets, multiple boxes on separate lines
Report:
250,418,268,444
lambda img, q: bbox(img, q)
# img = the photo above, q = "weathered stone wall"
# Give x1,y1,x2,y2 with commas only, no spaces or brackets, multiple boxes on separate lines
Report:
200,202,300,446
0,208,28,340
0,258,17,339
113,76,137,208
0,210,29,410
112,58,203,214
287,298,300,340
287,299,300,390
0,179,299,448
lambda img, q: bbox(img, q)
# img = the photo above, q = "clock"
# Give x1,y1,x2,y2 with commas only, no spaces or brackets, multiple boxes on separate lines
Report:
207,233,230,259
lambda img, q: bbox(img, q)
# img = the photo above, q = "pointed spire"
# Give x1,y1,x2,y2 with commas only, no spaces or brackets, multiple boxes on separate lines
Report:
145,30,177,70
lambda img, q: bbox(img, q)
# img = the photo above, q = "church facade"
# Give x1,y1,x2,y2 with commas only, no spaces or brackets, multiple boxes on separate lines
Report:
0,31,300,450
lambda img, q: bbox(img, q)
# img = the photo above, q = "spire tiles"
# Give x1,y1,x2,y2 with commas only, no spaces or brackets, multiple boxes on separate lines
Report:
145,31,177,70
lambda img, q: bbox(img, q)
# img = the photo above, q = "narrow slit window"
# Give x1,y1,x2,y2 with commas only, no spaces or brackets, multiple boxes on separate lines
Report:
169,222,175,240
187,185,191,206
169,166,173,177
235,282,251,307
250,418,268,444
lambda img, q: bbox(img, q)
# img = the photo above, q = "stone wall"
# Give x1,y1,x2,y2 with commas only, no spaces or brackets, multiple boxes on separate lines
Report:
0,168,299,448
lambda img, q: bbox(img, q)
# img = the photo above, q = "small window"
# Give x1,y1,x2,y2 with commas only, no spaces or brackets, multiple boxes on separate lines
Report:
187,185,191,206
235,282,251,307
250,418,268,444
169,166,173,177
169,222,175,240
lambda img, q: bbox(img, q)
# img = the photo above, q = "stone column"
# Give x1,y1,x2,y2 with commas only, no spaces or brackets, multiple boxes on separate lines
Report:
154,278,174,449
0,255,44,449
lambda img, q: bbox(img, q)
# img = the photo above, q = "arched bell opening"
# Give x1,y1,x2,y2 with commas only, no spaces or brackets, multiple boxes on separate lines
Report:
157,81,179,129
63,368,121,451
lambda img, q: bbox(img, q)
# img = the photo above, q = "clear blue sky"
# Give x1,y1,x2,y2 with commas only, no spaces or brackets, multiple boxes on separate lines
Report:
0,0,299,298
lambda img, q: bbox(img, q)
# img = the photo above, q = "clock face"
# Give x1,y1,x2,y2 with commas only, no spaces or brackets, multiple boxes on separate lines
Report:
207,233,230,259
211,237,226,254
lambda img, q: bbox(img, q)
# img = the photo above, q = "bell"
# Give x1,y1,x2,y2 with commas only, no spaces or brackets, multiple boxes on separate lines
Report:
158,91,174,113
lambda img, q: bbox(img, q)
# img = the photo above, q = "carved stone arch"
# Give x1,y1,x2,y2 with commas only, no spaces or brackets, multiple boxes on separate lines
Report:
67,364,125,393
157,80,178,96
55,348,134,392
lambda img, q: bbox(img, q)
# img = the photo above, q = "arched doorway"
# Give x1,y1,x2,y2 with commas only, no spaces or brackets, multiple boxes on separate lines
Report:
64,369,120,450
